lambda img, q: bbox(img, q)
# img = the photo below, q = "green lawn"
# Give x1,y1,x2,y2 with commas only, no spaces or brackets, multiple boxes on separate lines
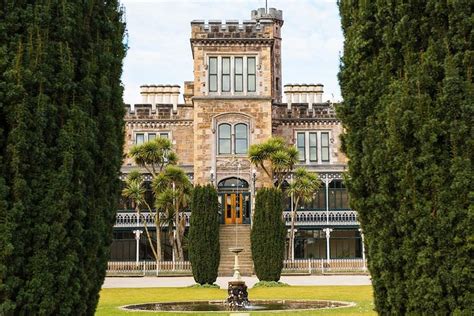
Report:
96,286,375,315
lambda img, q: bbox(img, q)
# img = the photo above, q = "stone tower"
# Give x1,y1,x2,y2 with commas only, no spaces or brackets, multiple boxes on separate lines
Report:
190,7,284,188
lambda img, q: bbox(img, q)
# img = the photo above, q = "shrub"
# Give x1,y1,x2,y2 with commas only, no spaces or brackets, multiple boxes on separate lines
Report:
251,188,286,281
188,185,220,285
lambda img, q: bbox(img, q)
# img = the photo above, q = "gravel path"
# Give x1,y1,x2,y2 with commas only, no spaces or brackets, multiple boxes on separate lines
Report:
102,275,371,289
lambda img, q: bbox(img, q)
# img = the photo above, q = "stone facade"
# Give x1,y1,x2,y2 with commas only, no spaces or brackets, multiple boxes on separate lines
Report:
112,7,363,264
122,6,348,188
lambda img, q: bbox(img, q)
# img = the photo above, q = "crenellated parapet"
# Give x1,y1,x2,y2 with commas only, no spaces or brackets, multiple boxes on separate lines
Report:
191,8,282,44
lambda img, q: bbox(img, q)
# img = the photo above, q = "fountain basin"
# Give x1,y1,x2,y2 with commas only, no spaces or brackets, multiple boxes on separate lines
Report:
121,299,355,312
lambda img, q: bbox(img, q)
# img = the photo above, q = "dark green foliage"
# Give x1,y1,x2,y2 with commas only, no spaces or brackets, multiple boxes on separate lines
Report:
251,188,286,281
338,0,473,314
0,1,125,315
189,185,220,285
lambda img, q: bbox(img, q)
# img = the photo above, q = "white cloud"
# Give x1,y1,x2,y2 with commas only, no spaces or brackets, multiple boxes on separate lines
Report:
121,0,343,104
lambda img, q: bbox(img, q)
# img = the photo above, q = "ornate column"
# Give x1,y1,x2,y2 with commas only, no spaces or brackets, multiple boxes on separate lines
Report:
133,229,143,265
359,228,367,271
323,227,333,263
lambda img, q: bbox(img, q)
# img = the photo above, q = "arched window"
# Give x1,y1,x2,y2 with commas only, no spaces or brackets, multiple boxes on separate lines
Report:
218,177,249,189
234,123,248,154
218,124,231,154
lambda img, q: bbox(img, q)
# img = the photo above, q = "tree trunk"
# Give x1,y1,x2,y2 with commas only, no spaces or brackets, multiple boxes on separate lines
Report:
290,197,300,261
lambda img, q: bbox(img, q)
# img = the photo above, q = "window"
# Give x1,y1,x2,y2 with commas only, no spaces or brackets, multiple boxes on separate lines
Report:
207,56,257,93
328,180,349,209
247,57,256,92
309,132,317,162
135,132,170,144
295,131,331,163
221,57,230,92
234,124,248,154
321,132,329,162
217,123,249,155
136,133,145,145
234,57,243,92
297,133,305,161
209,57,218,92
218,124,231,154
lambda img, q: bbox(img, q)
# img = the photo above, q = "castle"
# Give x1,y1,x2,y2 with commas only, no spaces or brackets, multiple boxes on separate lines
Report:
112,7,363,273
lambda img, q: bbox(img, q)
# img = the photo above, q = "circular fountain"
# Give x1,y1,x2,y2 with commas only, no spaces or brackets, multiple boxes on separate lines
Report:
122,300,355,312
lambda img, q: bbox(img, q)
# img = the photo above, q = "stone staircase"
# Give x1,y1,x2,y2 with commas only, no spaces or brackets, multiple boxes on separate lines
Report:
218,224,254,276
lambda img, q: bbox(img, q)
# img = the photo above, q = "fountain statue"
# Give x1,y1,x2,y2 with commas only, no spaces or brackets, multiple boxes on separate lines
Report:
227,247,249,309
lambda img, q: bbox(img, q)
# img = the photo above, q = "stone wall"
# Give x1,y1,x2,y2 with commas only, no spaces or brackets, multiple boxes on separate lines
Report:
193,99,273,187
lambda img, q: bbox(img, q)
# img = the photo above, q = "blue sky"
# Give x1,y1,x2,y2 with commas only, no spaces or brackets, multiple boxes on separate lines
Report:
121,0,343,104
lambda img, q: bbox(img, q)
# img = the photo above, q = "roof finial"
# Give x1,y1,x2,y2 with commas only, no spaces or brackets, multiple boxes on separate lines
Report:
265,0,268,13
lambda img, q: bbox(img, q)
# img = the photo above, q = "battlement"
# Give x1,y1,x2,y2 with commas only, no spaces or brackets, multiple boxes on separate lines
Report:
251,7,283,23
191,8,282,41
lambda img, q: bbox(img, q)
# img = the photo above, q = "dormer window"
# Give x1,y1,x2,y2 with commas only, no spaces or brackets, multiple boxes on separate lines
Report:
207,56,257,94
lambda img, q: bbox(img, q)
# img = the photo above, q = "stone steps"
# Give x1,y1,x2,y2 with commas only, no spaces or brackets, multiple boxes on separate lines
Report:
218,224,254,276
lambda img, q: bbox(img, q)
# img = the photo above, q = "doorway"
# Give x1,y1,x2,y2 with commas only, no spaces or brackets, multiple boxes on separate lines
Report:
224,193,243,224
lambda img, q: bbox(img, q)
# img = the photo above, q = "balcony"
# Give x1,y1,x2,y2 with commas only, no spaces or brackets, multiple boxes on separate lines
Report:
115,211,191,228
114,209,359,228
283,210,359,226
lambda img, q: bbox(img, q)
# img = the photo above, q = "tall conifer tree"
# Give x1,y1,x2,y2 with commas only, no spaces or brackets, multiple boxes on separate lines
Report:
0,1,125,314
338,0,473,313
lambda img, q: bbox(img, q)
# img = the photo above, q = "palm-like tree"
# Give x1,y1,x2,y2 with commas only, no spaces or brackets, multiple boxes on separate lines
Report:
153,165,193,261
122,171,162,263
287,167,321,260
129,137,178,176
248,137,299,189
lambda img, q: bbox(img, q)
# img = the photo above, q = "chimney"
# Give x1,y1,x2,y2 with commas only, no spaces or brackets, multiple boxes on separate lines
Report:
284,83,324,110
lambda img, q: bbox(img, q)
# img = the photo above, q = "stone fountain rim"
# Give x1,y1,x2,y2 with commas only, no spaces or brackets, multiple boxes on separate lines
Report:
120,299,357,313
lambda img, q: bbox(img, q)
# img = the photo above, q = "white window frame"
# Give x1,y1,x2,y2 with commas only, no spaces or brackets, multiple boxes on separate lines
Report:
217,123,249,156
294,130,332,164
134,131,171,144
206,55,258,95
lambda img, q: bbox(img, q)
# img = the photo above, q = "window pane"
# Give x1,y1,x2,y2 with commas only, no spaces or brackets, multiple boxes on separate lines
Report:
297,133,305,161
209,57,217,74
219,124,231,138
235,124,247,138
247,57,256,92
235,139,248,154
310,147,317,161
247,75,256,92
322,148,329,161
222,57,230,74
136,133,144,145
219,140,231,154
309,133,317,146
222,75,230,92
159,133,169,139
235,124,248,154
148,133,156,141
235,75,243,92
247,57,256,74
209,75,217,92
218,124,231,154
235,57,243,74
321,132,329,162
309,132,317,161
321,132,329,146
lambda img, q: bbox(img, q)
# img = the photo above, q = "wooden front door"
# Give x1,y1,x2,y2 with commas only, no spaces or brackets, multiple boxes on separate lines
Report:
224,193,243,224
